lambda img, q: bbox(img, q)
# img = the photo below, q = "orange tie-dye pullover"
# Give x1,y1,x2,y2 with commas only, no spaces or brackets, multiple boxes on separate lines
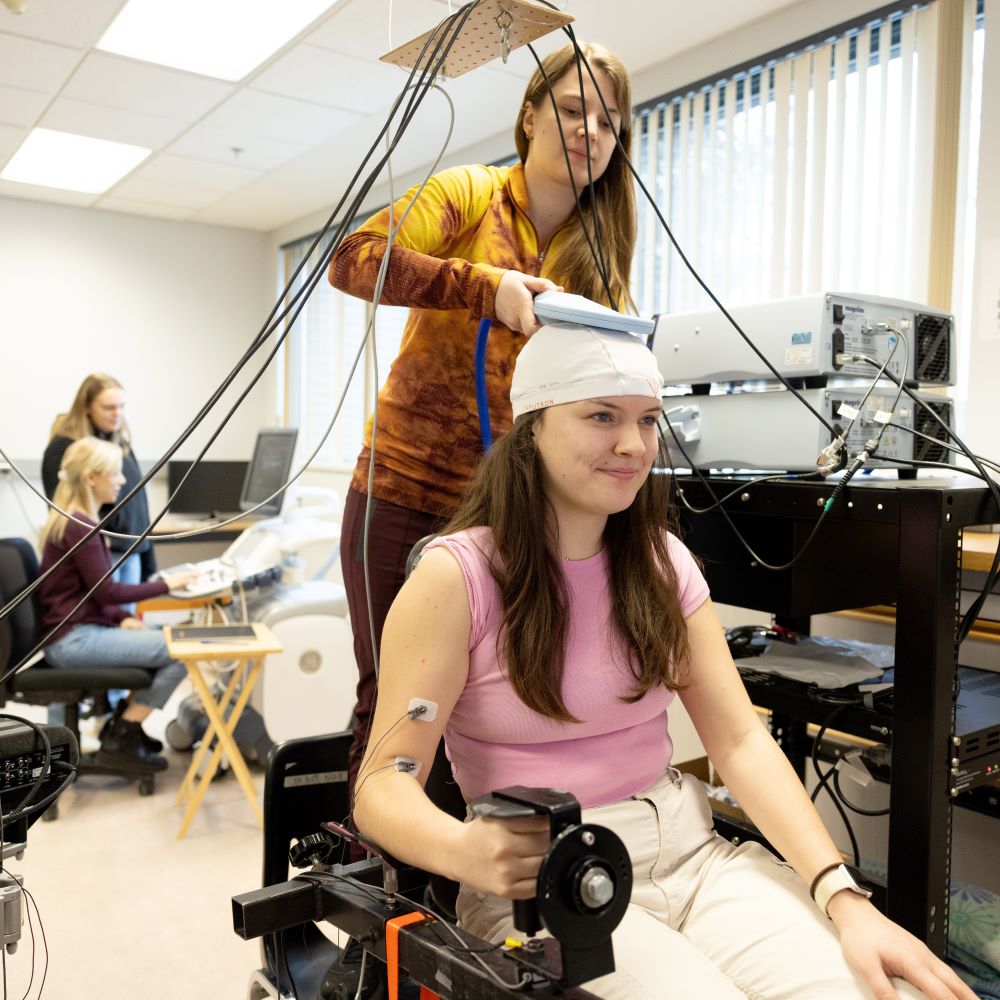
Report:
329,162,574,518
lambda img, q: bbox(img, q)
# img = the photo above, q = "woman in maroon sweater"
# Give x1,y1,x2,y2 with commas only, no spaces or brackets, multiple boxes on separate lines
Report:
38,437,196,771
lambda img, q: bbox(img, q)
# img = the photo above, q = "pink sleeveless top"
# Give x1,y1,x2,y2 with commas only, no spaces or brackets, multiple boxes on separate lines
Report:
425,528,710,808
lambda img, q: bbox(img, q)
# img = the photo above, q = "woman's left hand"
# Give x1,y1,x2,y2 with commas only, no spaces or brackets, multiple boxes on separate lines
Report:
119,617,147,630
830,892,976,1000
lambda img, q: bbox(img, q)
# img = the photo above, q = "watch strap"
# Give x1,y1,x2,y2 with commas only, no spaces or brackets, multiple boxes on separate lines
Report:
813,863,873,917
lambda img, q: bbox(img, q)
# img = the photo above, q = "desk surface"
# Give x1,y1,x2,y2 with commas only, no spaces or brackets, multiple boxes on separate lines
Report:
963,530,1000,573
164,621,282,660
152,515,261,540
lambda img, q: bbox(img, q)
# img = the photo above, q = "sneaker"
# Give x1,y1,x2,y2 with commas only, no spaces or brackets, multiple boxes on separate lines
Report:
96,717,168,772
100,707,164,754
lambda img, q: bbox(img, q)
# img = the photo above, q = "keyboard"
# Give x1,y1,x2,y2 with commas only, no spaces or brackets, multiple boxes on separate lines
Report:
160,560,236,599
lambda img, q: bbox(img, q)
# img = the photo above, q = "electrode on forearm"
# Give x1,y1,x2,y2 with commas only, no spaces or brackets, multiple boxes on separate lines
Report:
407,698,438,721
394,755,422,778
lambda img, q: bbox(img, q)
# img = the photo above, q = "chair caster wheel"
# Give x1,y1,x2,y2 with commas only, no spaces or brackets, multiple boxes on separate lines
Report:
138,776,155,796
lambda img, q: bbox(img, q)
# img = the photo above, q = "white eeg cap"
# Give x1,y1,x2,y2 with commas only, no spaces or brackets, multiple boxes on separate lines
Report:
510,322,664,419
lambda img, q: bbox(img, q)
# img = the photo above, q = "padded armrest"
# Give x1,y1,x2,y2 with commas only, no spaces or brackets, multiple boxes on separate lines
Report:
12,664,154,694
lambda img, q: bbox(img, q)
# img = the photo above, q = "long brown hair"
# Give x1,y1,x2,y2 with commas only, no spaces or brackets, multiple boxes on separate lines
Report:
514,42,637,312
49,373,131,450
446,413,690,722
39,437,123,548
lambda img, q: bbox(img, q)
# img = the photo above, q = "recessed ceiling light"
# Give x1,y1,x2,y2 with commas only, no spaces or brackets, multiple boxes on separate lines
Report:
97,0,342,82
0,128,150,194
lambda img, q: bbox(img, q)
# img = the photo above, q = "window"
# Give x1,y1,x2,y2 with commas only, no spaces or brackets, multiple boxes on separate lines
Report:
278,230,410,470
632,1,984,323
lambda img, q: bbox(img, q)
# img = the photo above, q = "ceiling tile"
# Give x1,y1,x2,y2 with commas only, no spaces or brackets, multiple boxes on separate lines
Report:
202,90,359,145
0,0,125,49
252,44,409,116
41,96,186,149
135,152,260,192
107,175,223,210
0,32,81,93
0,83,50,128
0,122,27,159
96,196,195,222
167,124,309,172
0,177,96,207
308,0,450,62
63,52,234,120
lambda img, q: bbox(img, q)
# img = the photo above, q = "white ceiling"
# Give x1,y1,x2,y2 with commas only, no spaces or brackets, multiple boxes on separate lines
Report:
0,0,802,233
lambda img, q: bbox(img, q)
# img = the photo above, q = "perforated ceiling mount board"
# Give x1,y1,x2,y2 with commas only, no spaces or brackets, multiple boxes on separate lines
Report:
380,0,574,79
533,290,656,337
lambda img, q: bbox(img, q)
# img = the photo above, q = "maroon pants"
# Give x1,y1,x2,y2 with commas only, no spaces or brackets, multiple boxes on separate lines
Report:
340,486,445,802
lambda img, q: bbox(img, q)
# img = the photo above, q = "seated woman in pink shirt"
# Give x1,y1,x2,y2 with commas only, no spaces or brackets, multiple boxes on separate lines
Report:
353,324,972,1000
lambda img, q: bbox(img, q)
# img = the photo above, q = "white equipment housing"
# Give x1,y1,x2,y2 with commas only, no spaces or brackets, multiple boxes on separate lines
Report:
652,292,955,386
663,384,954,472
245,581,357,743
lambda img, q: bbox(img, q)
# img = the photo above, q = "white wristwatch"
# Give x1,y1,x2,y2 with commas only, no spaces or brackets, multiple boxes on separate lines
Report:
812,864,872,917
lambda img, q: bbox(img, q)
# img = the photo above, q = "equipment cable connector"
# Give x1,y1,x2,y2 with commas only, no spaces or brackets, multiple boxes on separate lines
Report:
817,435,846,478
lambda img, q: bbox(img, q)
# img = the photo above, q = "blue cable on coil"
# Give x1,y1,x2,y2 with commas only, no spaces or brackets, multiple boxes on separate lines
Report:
474,317,493,450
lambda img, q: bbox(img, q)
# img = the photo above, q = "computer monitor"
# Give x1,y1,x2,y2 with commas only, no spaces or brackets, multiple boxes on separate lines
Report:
167,460,249,516
239,428,298,517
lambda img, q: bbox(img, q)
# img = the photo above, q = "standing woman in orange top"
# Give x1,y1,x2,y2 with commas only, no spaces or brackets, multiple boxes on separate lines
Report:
328,41,637,797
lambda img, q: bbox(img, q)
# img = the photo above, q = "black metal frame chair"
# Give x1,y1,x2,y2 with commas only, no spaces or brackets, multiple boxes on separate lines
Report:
0,537,160,805
249,731,352,1000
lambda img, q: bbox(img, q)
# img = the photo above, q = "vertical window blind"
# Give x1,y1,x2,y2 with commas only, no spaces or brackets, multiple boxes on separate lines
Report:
632,1,981,319
280,233,409,469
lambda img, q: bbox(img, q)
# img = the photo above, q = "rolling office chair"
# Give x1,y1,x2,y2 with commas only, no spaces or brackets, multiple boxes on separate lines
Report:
0,537,160,804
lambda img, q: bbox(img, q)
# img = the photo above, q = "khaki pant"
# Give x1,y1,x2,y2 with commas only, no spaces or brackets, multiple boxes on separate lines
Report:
457,770,925,999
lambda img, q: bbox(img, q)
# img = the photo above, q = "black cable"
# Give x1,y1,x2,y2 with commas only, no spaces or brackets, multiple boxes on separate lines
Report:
18,883,46,1000
808,705,860,866
0,0,471,629
659,409,858,572
0,3,480,690
832,766,890,817
884,420,1000,476
525,43,617,308
856,360,1000,645
17,873,36,1000
298,870,532,991
560,26,836,435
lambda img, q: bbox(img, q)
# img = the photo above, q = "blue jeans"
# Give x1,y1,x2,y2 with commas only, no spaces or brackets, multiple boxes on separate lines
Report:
45,624,186,711
46,553,143,725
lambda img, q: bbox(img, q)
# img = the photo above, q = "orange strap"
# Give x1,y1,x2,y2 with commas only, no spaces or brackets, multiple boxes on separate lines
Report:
385,912,439,1000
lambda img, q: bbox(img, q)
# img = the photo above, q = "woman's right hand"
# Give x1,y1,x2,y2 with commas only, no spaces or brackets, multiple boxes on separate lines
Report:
495,271,563,337
452,814,551,899
163,569,200,591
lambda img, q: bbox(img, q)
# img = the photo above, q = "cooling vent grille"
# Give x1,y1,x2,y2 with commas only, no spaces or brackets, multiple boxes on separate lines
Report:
914,314,952,383
913,400,952,464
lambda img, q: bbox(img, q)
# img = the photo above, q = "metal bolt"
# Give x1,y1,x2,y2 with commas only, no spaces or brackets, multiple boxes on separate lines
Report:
740,492,751,502
951,758,960,768
581,831,595,847
950,788,958,797
946,512,952,523
579,868,614,909
817,497,825,508
952,736,961,747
